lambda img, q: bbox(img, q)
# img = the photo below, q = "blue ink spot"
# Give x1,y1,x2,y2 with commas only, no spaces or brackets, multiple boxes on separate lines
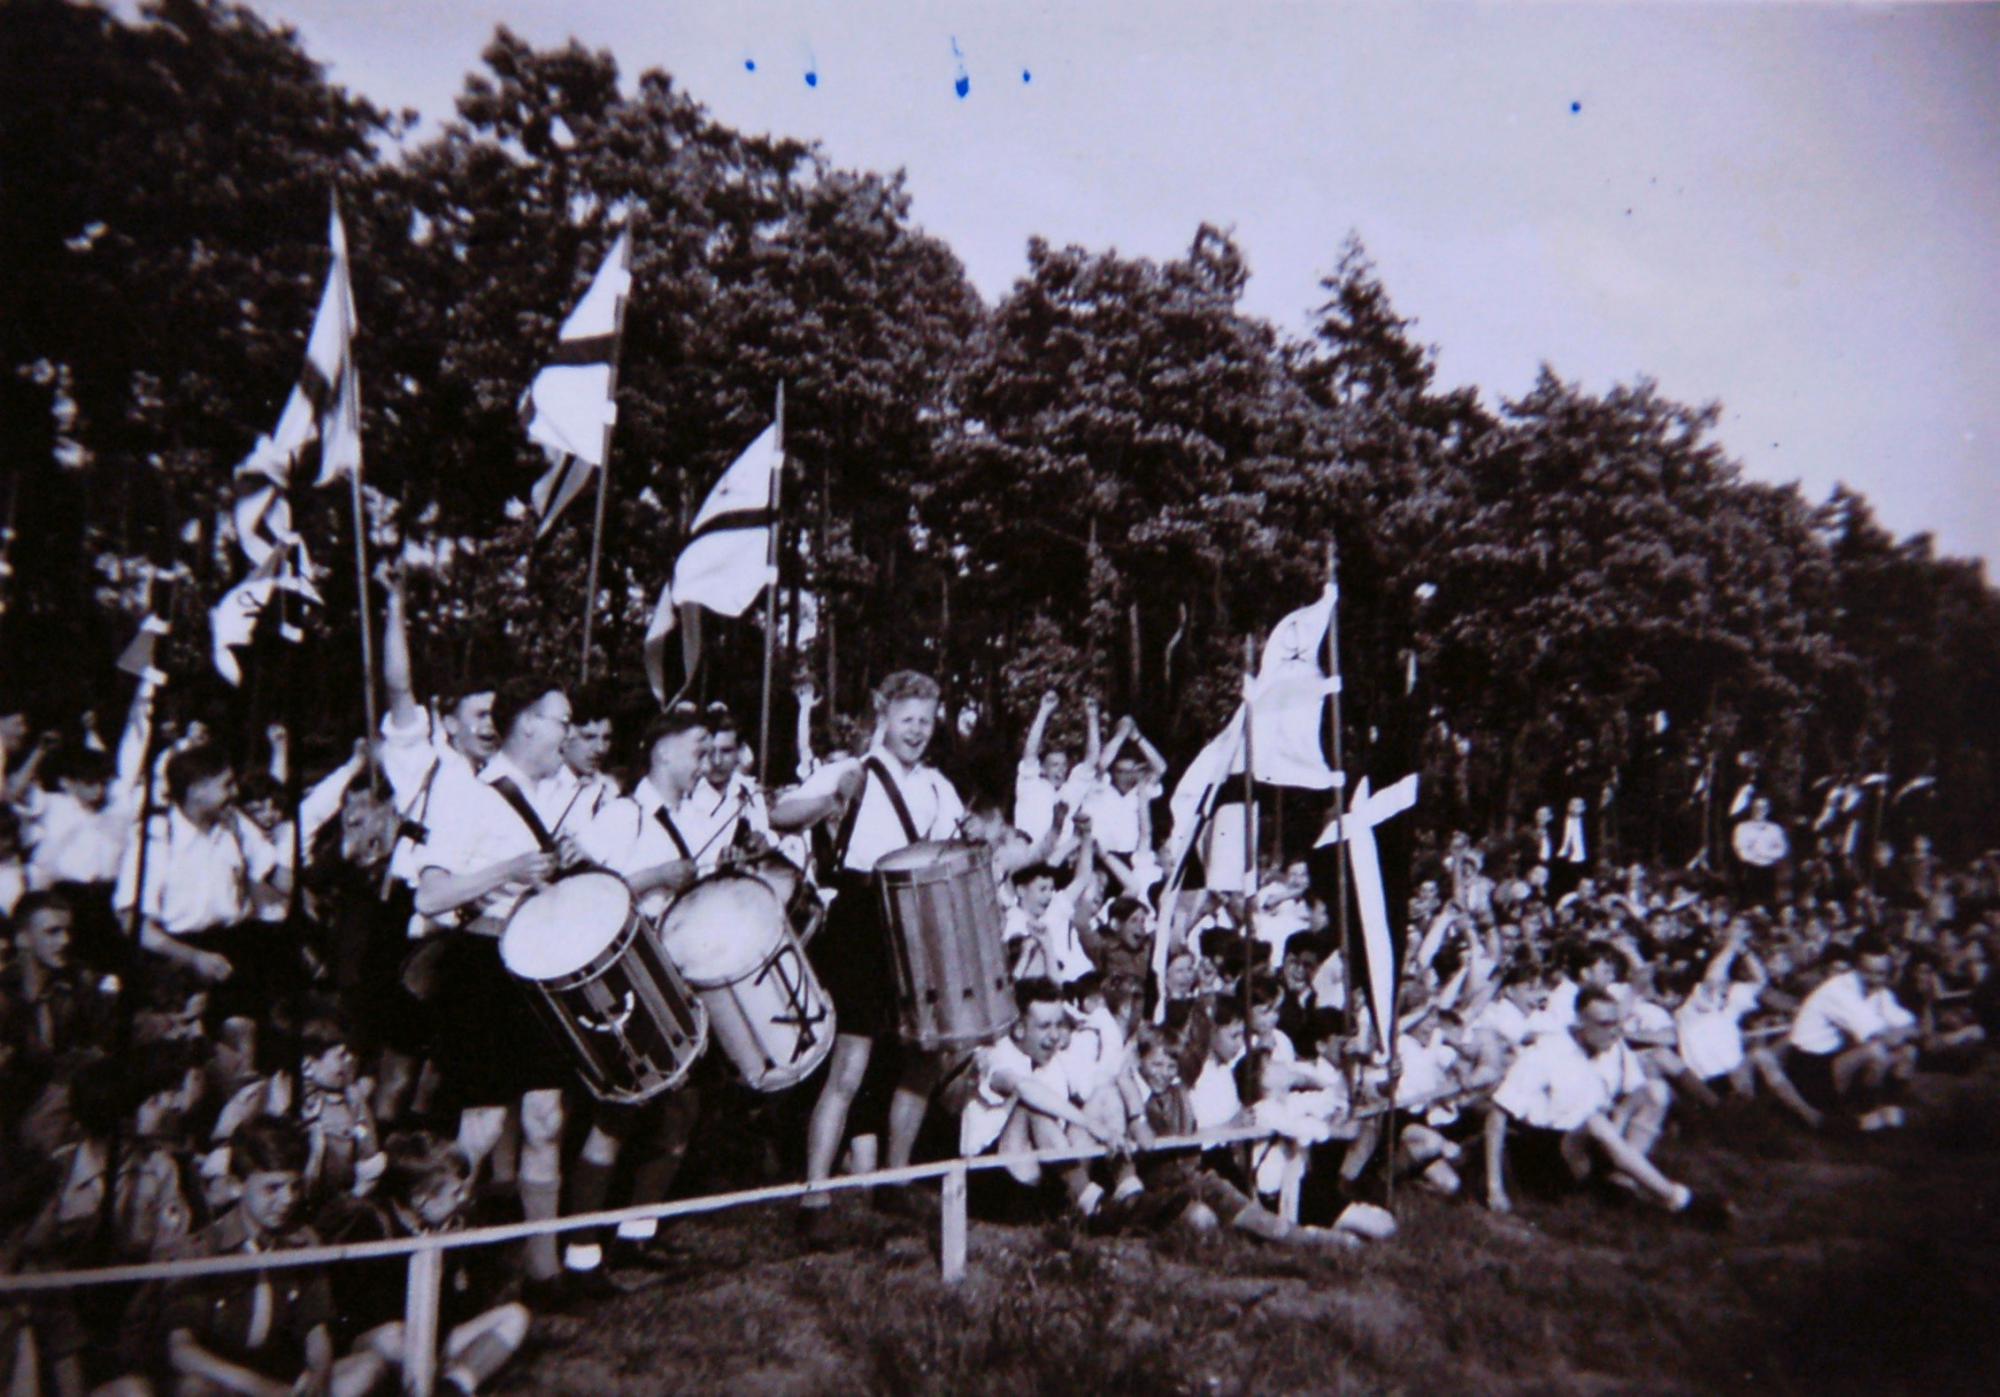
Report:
744,59,756,73
955,74,970,99
950,36,969,100
805,69,818,87
1022,69,1031,83
1570,100,1582,114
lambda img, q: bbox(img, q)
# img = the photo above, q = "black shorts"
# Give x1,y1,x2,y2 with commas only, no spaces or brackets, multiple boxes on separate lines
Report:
1782,1044,1842,1112
1506,1120,1584,1199
430,934,573,1109
808,878,899,1041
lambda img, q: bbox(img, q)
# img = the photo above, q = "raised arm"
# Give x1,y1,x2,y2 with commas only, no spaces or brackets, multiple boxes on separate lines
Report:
381,567,420,733
793,679,820,780
1080,696,1103,775
1023,689,1058,766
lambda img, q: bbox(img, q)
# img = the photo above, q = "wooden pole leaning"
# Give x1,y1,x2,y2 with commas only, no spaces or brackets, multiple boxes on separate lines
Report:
757,383,785,787
578,253,630,686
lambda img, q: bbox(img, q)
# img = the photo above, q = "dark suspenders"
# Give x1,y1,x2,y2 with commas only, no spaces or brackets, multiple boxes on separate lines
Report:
831,756,922,871
649,803,694,862
486,776,558,855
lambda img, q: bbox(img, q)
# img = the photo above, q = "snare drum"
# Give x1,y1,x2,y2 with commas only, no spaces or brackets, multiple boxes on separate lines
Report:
732,850,826,946
873,840,1017,1050
500,871,708,1105
658,873,836,1091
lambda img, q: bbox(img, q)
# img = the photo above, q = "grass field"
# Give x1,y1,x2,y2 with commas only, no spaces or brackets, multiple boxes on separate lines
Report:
492,1061,2000,1395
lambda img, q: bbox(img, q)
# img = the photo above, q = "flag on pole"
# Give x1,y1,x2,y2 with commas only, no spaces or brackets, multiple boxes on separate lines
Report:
522,230,632,539
643,418,784,701
1315,773,1420,1043
116,613,171,686
1156,585,1342,888
235,201,361,505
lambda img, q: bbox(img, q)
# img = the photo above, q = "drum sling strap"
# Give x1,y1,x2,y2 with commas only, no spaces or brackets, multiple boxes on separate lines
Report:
650,805,694,862
831,757,922,873
487,776,559,854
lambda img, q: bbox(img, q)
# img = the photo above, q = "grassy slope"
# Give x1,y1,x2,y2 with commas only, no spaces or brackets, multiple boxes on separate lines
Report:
496,1062,2000,1396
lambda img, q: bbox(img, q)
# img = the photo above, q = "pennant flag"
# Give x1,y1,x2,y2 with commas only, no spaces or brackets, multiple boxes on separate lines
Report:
116,613,171,686
523,230,632,539
642,417,784,701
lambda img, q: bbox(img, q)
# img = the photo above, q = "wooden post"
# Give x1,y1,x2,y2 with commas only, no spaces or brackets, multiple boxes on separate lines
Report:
940,1162,968,1283
402,1245,442,1396
578,236,631,686
1241,633,1258,1019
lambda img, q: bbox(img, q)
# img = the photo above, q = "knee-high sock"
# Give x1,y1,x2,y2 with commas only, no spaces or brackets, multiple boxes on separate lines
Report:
518,1178,561,1281
561,1157,615,1270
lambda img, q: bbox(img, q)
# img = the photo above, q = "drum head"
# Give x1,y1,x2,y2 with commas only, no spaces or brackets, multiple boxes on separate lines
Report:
500,871,633,981
659,874,784,982
873,839,970,874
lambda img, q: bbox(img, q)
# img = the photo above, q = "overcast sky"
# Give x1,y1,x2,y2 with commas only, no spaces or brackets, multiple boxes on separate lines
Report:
201,1,1998,566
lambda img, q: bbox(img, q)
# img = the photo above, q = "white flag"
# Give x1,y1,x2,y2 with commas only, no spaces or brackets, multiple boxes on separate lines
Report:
239,204,361,503
523,231,631,536
643,418,783,700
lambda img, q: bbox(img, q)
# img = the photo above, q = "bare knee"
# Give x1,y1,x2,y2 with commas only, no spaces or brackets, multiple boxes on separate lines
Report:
519,1090,565,1147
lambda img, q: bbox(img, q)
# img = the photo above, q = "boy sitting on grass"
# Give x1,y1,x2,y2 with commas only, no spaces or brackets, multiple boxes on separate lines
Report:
1483,986,1725,1227
157,1116,388,1397
958,977,1131,1221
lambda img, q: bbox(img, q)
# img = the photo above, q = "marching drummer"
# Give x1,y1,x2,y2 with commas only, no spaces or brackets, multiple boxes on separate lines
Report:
679,703,773,874
410,674,588,1306
557,703,714,1272
770,670,966,1240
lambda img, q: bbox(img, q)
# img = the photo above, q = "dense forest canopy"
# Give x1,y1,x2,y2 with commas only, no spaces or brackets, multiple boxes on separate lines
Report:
4,0,1995,857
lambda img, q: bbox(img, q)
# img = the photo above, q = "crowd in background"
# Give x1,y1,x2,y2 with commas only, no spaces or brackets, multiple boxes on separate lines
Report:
1,663,1995,1397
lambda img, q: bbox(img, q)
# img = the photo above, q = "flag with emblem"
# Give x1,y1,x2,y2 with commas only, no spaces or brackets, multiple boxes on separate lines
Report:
522,230,631,540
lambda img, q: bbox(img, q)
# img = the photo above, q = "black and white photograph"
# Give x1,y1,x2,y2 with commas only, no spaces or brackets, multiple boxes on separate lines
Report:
2,0,1996,1391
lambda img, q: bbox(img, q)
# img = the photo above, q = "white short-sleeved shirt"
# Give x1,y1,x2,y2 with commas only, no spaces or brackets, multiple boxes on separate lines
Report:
1524,979,1581,1040
1005,894,1091,984
113,807,276,936
960,1036,1071,1155
25,790,132,888
1491,1030,1613,1132
1788,972,1916,1056
550,766,620,832
794,746,965,875
1059,1005,1127,1103
1188,1052,1244,1130
379,708,481,888
1675,980,1762,1080
1591,1039,1652,1100
576,777,700,922
679,772,772,873
1080,779,1157,858
1013,758,1095,846
1473,996,1533,1048
412,754,588,925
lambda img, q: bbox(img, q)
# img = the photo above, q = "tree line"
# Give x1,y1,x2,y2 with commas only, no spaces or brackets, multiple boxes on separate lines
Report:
5,0,1996,857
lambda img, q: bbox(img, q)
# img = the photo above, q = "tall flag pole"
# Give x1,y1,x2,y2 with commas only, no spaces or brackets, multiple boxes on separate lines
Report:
520,230,633,681
1240,632,1259,1022
757,383,786,786
1324,541,1351,1029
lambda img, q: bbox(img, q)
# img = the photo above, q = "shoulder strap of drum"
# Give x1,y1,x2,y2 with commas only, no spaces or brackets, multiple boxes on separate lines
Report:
650,804,694,862
487,776,558,854
833,756,920,870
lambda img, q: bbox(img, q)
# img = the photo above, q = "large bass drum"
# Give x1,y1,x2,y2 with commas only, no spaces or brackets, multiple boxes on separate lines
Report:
873,839,1016,1051
499,871,707,1105
658,872,836,1092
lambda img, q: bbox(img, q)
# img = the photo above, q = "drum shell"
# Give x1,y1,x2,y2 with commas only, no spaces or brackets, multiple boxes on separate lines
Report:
504,891,708,1106
874,840,1017,1051
659,874,836,1092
